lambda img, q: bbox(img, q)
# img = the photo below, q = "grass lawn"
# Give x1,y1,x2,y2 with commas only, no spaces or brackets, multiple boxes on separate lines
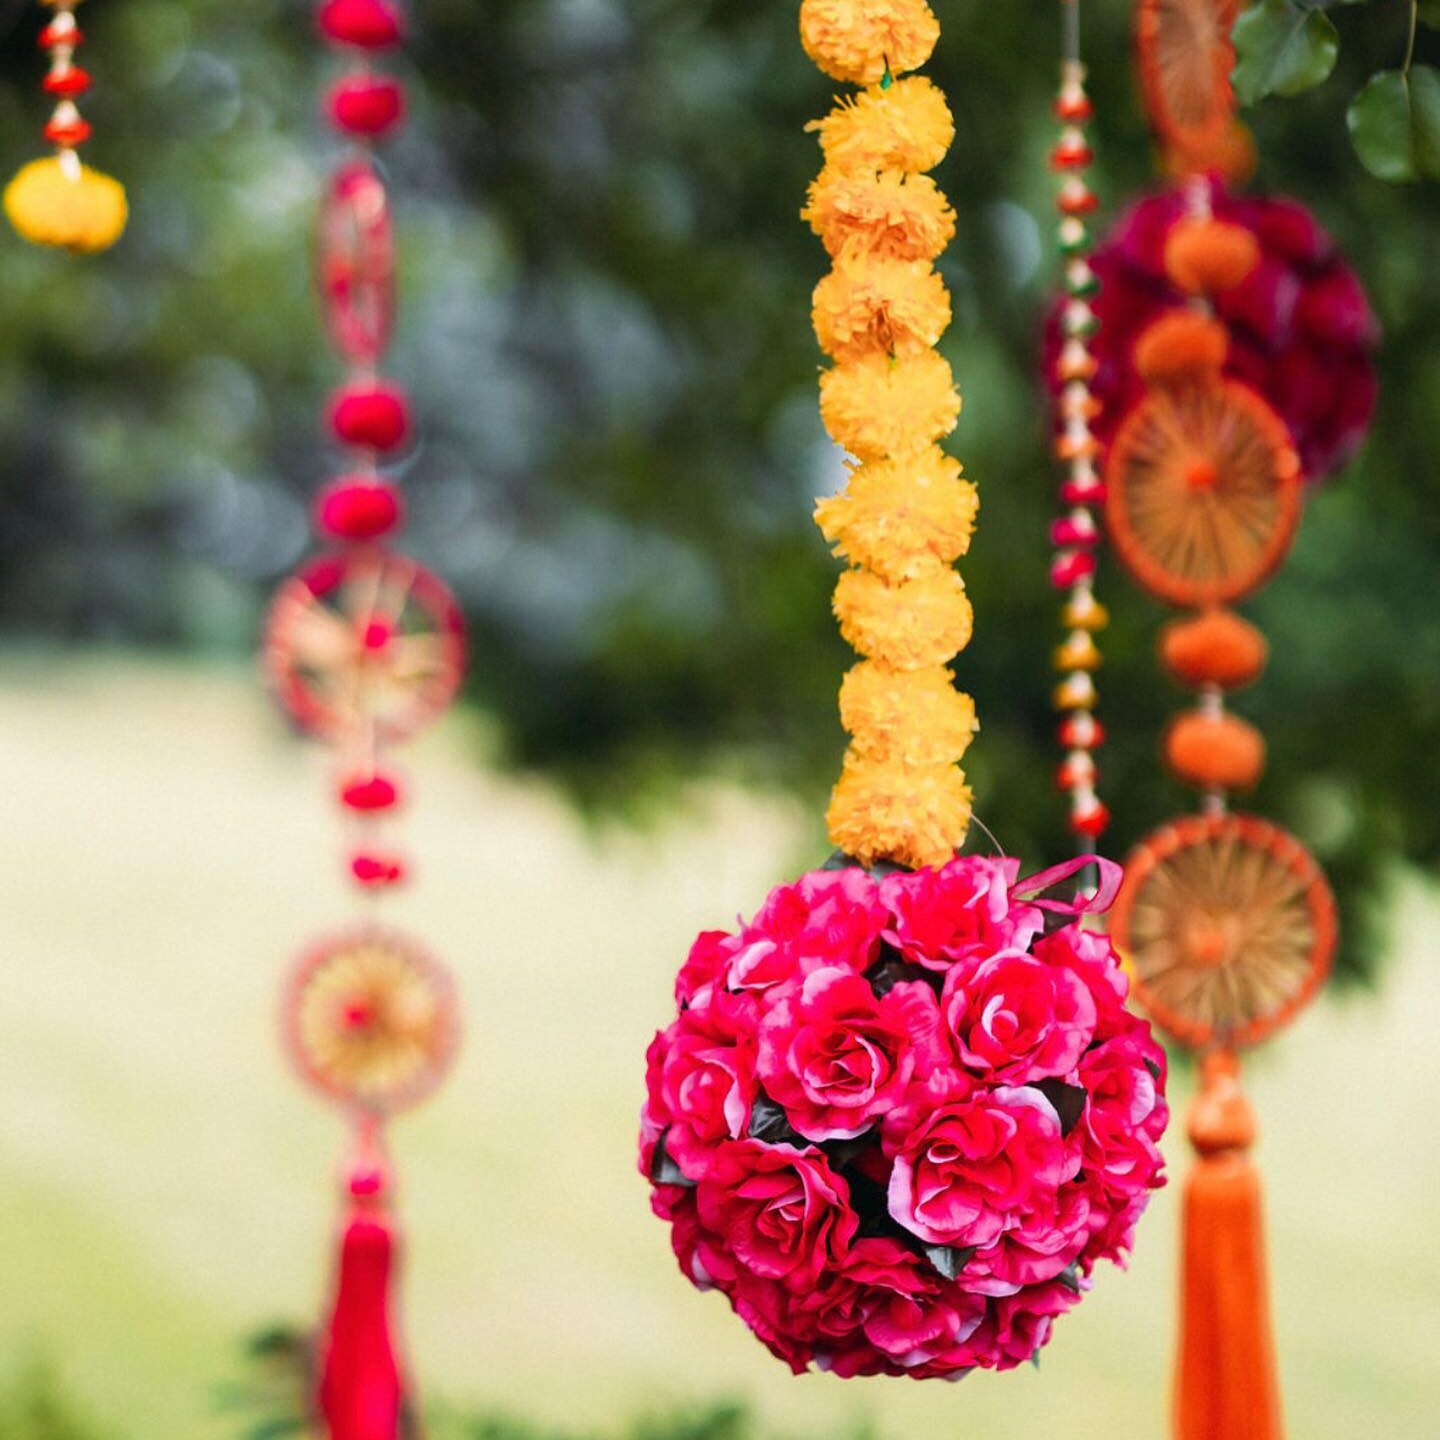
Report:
1,656,1436,1439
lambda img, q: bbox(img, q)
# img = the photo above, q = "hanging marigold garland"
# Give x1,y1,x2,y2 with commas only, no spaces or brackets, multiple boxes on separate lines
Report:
1047,0,1110,848
640,0,1170,1381
1091,8,1345,1438
264,4,462,1436
4,0,127,252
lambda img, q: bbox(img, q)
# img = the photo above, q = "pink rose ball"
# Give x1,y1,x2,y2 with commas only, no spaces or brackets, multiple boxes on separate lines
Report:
640,856,1169,1378
1045,177,1378,482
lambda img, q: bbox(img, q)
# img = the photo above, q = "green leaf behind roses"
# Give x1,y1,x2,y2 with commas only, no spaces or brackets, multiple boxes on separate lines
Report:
1347,67,1440,181
1233,0,1340,104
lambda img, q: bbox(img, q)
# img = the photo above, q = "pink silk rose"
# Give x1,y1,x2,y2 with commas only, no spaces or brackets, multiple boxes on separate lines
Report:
940,949,1097,1082
880,856,1044,971
757,966,943,1141
885,1079,1073,1249
695,1139,858,1289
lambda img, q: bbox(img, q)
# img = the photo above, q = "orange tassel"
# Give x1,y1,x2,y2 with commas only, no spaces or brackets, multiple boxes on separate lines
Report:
1175,1050,1284,1440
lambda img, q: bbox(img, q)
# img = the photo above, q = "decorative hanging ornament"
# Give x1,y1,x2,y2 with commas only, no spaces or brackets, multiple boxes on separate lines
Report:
266,6,462,1437
639,0,1170,1380
1045,0,1379,486
1047,0,1110,846
4,0,127,252
1091,12,1348,1437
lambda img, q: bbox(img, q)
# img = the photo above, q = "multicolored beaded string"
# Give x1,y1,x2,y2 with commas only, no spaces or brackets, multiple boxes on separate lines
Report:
1048,0,1109,849
263,2,462,1432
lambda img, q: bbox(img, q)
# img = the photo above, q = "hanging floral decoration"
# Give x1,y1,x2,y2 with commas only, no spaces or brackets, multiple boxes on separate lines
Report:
640,0,1170,1380
1089,8,1347,1437
1045,0,1377,486
4,0,127,252
265,4,461,1436
1046,0,1110,846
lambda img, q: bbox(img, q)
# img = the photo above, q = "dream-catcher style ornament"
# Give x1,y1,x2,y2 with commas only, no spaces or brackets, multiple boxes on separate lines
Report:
4,0,127,252
264,5,462,1437
638,0,1170,1380
1046,1,1379,484
1086,9,1346,1438
1048,0,1110,847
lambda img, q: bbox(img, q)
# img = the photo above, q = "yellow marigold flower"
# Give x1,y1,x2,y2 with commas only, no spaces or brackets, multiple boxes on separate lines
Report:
809,76,954,174
4,156,127,254
813,254,950,362
799,0,940,86
839,661,977,765
827,749,973,868
804,168,955,262
815,446,977,581
819,349,960,461
834,562,972,669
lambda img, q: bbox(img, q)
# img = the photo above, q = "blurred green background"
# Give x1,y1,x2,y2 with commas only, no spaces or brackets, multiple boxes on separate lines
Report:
0,0,1437,1437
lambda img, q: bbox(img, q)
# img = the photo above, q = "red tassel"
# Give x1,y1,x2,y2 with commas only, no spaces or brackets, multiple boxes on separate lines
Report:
1175,1050,1284,1440
317,1152,407,1440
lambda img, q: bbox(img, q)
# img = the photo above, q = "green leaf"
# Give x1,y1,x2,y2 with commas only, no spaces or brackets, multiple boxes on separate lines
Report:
1346,67,1440,181
1412,66,1440,177
1233,0,1340,104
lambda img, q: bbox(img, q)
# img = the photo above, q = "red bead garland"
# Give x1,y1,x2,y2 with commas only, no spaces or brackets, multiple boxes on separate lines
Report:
264,7,461,1434
1048,7,1108,848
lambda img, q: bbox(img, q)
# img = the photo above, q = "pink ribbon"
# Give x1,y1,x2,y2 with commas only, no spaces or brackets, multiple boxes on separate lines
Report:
1015,854,1123,916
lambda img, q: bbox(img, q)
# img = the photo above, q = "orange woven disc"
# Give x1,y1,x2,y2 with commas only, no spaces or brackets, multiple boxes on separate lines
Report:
283,926,460,1116
1135,0,1239,158
1110,813,1336,1050
1106,378,1302,607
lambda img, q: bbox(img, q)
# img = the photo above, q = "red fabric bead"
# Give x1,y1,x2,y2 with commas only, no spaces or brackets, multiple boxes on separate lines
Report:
315,478,404,542
352,853,407,887
328,382,413,454
319,0,405,50
1050,549,1096,589
42,66,92,97
1056,755,1098,791
340,774,401,812
1050,138,1093,171
326,76,406,139
1059,713,1106,750
1054,90,1093,124
43,115,92,147
38,20,83,47
1050,514,1099,548
1059,475,1106,507
1071,799,1111,838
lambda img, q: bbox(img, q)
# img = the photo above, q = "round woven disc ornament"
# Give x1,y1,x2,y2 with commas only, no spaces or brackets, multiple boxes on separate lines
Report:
318,159,396,366
1109,812,1336,1050
264,551,466,744
1135,0,1239,161
1105,378,1302,607
284,926,459,1116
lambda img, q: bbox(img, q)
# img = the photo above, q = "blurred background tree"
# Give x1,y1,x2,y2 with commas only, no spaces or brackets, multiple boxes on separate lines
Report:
0,0,1436,980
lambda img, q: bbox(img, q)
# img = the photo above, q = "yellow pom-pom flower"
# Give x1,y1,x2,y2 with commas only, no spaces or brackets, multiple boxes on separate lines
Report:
812,254,951,362
834,562,972,669
804,168,955,262
819,349,960,461
800,0,940,86
839,661,977,766
815,446,977,581
809,76,954,174
827,749,973,869
5,156,127,254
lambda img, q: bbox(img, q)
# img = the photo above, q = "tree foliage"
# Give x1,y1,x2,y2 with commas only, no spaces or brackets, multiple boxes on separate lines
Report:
0,0,1437,982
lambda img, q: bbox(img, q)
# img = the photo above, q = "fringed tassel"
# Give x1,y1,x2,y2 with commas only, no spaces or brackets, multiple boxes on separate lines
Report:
1175,1049,1284,1440
318,1131,406,1440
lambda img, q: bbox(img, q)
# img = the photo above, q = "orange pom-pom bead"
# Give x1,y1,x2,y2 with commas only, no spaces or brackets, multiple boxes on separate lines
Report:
1163,711,1266,791
1160,608,1269,690
1163,217,1260,296
1133,310,1229,384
